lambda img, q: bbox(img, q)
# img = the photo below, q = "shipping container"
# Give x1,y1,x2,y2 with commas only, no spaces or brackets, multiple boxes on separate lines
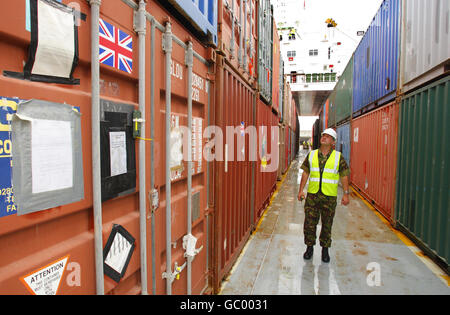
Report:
212,55,255,293
161,0,218,46
0,0,213,295
395,75,449,272
350,101,399,223
277,124,285,180
352,0,400,116
217,0,258,85
334,55,353,124
272,22,281,114
254,98,278,221
257,0,273,104
336,122,351,168
322,100,329,131
283,78,292,128
400,0,450,93
327,89,336,127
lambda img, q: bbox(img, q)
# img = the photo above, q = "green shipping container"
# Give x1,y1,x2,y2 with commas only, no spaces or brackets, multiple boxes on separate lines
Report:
335,55,353,124
396,75,449,273
327,89,337,127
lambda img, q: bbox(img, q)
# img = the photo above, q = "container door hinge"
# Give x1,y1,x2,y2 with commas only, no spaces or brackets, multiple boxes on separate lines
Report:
162,261,187,283
183,233,203,261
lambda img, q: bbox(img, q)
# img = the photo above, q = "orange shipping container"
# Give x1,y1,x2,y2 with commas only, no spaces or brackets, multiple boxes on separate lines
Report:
350,101,400,223
0,0,213,295
272,22,281,114
217,0,258,85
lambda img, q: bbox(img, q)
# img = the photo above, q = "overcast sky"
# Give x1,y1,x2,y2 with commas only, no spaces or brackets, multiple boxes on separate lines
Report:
297,0,384,130
298,0,384,41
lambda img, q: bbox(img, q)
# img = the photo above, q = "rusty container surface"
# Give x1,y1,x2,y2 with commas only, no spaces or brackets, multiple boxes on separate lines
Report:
277,124,285,180
0,0,211,295
254,99,278,222
272,23,281,114
217,0,258,86
285,123,290,172
212,56,255,293
350,101,399,223
150,2,212,295
283,79,292,130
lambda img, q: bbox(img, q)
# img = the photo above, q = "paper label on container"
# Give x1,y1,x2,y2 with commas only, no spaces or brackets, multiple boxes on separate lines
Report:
31,119,73,194
109,131,127,177
32,0,75,78
353,127,359,143
20,255,69,295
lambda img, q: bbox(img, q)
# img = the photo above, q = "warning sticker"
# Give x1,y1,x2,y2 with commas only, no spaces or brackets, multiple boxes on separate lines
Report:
20,255,70,295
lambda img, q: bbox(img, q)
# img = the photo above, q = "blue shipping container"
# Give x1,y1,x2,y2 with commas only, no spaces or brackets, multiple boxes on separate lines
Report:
352,0,400,114
166,0,218,46
337,122,351,168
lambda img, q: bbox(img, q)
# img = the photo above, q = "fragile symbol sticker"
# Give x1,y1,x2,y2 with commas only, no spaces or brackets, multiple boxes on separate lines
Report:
20,255,70,295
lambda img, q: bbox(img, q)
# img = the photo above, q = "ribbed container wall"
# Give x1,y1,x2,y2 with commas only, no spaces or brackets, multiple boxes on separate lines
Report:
350,101,399,223
254,99,278,221
212,57,255,293
217,0,258,85
395,76,449,271
0,0,212,295
327,90,336,127
277,124,285,179
257,0,273,104
336,122,351,168
272,23,281,114
352,0,400,116
400,0,450,93
334,55,353,124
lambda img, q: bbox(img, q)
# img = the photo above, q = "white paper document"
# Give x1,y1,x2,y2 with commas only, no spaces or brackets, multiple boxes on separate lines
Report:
32,119,73,194
109,131,127,177
32,0,75,78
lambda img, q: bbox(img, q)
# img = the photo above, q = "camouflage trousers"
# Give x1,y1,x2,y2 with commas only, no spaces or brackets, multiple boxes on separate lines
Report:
303,192,337,248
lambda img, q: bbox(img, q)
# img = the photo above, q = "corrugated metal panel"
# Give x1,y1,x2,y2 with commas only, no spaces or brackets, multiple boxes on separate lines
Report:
257,0,273,104
0,0,211,295
400,0,450,93
254,99,278,220
352,0,400,115
336,122,351,168
327,90,336,127
351,101,399,223
396,75,449,270
272,22,281,114
217,0,257,84
165,0,218,46
335,55,353,124
212,58,255,293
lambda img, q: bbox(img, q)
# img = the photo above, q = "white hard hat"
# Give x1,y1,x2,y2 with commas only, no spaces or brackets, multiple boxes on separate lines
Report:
322,128,337,140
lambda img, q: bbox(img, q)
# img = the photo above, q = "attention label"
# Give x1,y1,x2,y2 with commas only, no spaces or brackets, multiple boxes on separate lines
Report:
20,255,70,295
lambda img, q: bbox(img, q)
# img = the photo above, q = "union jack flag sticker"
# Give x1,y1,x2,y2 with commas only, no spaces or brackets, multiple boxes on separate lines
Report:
99,19,133,73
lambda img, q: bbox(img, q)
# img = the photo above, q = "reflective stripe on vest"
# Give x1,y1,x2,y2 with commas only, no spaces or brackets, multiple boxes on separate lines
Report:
307,149,341,196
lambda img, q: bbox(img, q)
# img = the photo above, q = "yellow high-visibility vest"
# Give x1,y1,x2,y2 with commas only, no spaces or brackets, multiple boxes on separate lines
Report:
307,149,341,196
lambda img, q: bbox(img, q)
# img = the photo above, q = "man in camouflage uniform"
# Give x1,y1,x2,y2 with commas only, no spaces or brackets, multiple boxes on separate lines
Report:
297,128,350,263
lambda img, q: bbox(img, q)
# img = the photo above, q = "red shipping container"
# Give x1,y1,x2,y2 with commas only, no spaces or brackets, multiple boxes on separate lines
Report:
217,0,258,85
212,56,255,293
0,0,212,295
350,101,400,222
254,99,278,222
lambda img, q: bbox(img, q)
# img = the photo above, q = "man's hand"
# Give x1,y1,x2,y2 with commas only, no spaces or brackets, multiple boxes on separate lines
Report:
341,194,349,206
298,191,306,202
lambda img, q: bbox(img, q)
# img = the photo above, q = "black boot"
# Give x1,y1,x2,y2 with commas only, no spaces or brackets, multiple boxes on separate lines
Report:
321,247,330,263
303,246,314,260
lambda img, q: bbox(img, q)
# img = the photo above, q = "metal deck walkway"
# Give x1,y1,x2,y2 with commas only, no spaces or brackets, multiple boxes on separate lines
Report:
220,151,449,295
